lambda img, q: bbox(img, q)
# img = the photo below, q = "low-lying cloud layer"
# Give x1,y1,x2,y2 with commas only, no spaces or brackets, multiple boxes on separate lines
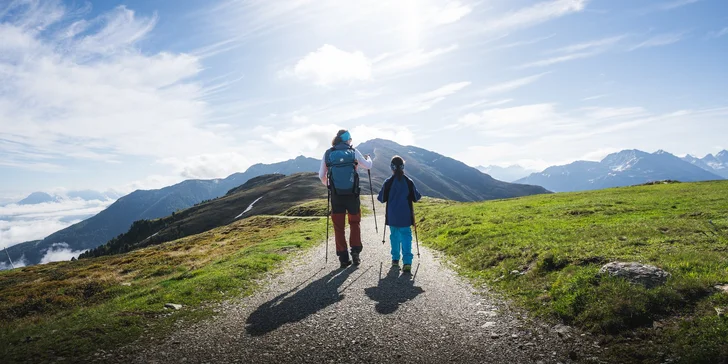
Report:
0,198,113,249
39,243,87,264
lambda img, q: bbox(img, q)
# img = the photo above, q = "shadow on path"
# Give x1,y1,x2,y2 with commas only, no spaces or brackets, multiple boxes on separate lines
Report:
245,267,357,336
364,263,424,314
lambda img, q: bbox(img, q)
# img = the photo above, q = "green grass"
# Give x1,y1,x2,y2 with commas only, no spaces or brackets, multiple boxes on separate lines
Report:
417,181,728,364
0,216,325,363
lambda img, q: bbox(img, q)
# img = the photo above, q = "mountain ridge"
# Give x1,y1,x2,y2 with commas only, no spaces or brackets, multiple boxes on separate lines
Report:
517,149,723,192
682,149,728,178
356,139,550,201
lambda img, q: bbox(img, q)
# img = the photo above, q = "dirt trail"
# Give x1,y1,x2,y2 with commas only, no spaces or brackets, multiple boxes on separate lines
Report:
127,201,592,364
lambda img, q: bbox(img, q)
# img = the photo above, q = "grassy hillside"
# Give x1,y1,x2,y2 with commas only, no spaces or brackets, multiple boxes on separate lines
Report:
80,173,327,258
417,181,728,363
0,215,326,363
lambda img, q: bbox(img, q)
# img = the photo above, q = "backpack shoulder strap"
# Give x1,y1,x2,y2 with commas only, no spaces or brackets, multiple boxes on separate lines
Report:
324,147,335,167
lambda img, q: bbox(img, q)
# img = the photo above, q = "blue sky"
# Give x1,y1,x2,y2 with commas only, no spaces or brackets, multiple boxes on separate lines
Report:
1,0,727,198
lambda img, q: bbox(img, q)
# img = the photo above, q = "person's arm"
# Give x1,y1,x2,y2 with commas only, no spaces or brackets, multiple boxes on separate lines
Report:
377,180,386,203
354,149,373,170
318,156,328,186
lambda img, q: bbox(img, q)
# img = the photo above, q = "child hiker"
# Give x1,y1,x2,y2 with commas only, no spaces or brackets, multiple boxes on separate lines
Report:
377,156,422,272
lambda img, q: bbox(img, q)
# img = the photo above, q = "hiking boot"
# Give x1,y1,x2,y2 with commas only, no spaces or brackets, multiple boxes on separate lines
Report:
340,260,352,269
402,264,412,272
392,260,399,267
352,253,361,266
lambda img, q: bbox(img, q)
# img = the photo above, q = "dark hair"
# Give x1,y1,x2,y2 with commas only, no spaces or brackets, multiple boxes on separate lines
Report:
391,155,405,180
331,129,348,146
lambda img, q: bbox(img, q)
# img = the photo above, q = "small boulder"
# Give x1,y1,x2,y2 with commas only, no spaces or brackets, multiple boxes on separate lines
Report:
715,284,728,294
598,262,670,288
553,324,571,337
164,303,183,310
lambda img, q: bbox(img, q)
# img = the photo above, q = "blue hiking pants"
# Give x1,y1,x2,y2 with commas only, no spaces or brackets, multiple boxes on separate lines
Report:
389,226,413,265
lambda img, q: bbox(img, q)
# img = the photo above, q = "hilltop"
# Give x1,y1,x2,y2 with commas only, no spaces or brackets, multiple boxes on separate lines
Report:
81,173,327,258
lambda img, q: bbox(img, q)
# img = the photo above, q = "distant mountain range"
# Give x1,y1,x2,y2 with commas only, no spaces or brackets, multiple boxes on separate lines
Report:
1,157,320,268
682,150,728,178
15,190,122,205
81,173,327,258
356,139,549,201
516,149,724,192
476,165,536,182
2,140,552,269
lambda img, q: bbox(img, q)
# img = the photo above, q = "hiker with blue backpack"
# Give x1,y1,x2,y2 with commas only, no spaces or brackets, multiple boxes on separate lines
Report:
378,156,422,272
319,130,373,268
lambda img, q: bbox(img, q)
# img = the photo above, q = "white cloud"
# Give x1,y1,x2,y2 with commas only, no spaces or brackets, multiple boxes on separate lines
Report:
160,152,256,179
289,44,372,86
580,147,622,161
1,218,77,248
0,198,113,247
0,1,232,170
351,125,416,147
459,103,568,137
39,243,87,264
629,32,685,51
263,123,344,158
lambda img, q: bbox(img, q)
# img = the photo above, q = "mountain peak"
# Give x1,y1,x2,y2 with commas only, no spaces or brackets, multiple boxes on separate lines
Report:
17,192,59,205
717,150,728,160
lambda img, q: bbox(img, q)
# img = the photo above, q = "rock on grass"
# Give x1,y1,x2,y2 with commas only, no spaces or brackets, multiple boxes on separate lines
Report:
598,262,670,288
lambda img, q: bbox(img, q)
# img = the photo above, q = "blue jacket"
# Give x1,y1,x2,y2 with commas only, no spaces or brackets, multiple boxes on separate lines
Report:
377,175,422,228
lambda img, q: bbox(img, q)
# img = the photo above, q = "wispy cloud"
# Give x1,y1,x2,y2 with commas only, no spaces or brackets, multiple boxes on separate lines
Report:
547,34,627,54
516,34,625,69
483,0,588,32
516,51,598,69
490,34,557,50
374,45,459,76
628,32,685,51
582,94,608,101
708,27,728,39
482,73,549,94
659,0,699,11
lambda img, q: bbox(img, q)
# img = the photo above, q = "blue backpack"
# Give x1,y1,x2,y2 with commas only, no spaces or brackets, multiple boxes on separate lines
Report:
325,144,360,195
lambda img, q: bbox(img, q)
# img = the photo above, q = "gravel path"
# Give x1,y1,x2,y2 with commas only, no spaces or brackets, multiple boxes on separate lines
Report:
127,201,597,364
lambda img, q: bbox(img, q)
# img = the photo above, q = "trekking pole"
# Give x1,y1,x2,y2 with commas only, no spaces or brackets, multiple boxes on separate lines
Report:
412,209,421,258
326,188,331,264
382,224,387,245
367,169,378,234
